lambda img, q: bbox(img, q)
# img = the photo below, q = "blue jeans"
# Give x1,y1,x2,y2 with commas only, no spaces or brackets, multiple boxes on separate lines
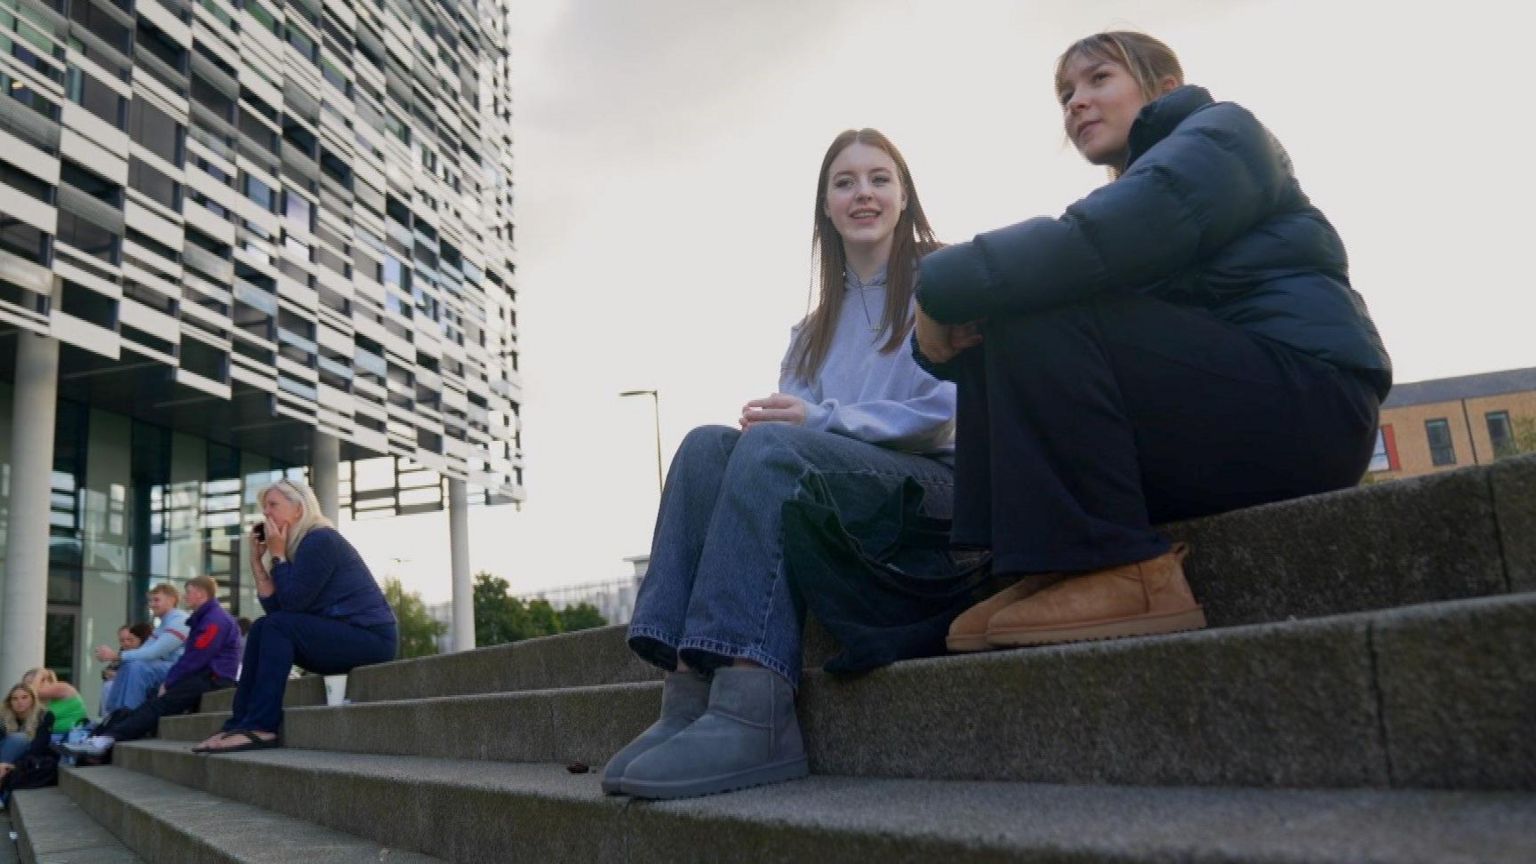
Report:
101,658,172,715
628,424,954,687
1,731,30,764
223,612,397,734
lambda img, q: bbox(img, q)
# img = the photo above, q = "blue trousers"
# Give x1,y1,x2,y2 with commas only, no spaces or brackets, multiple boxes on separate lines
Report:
628,424,954,687
223,612,397,733
101,658,171,715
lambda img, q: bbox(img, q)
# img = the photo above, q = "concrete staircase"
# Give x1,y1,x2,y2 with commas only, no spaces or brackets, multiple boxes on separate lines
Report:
11,455,1536,862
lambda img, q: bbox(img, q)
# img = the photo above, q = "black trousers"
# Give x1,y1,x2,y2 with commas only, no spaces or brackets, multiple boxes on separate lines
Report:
99,673,233,742
951,293,1379,574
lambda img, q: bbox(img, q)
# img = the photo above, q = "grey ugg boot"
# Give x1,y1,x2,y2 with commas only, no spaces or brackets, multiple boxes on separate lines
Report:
620,666,808,799
601,671,710,794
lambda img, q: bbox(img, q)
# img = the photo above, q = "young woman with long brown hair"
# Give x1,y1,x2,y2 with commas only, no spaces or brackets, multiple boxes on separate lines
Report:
606,128,957,800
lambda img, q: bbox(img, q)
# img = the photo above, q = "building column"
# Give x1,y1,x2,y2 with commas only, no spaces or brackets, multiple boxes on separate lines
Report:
311,428,340,523
448,477,474,652
1,333,60,687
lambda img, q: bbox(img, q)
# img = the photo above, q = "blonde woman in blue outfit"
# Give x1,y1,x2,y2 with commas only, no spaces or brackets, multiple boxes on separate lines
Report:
607,129,956,800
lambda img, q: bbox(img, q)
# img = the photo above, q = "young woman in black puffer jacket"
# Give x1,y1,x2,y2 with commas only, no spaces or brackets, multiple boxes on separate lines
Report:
917,32,1392,651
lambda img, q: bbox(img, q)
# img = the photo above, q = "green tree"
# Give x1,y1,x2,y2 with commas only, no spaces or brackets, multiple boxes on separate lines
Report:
471,573,611,646
559,602,608,632
1499,415,1536,460
474,571,529,647
525,598,564,639
383,577,445,658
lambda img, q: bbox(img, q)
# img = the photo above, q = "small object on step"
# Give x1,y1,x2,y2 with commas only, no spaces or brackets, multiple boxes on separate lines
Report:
566,761,590,774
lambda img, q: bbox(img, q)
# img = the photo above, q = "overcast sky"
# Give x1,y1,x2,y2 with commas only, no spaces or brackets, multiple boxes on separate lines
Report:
344,0,1536,603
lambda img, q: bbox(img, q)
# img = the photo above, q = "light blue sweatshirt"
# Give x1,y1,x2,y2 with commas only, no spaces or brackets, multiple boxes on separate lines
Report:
120,607,188,664
778,268,956,455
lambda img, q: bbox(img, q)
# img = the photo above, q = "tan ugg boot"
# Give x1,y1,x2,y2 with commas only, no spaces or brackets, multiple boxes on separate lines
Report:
945,572,1065,652
985,543,1205,647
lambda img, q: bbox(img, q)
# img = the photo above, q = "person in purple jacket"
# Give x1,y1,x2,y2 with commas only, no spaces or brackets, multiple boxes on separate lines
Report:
62,576,240,759
195,478,398,754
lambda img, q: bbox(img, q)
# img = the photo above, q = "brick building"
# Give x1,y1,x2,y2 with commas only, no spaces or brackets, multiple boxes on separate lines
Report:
1369,367,1536,480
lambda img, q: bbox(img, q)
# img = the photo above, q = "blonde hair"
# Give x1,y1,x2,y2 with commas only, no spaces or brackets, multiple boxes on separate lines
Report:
2,684,42,737
149,582,180,601
21,667,56,690
258,477,333,565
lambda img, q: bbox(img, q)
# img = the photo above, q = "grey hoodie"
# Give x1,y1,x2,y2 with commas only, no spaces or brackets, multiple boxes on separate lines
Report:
778,268,955,455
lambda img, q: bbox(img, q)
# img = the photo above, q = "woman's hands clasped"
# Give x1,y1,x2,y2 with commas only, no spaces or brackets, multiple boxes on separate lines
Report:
915,310,984,365
740,394,808,430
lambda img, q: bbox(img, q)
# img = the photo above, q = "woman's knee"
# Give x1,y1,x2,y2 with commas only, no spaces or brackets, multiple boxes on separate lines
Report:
727,424,814,485
676,424,739,461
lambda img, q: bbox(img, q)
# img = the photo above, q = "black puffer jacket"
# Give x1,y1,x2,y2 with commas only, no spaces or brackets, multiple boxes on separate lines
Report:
916,85,1392,399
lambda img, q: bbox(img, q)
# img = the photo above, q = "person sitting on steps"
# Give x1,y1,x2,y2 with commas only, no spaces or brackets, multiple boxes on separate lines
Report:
96,622,154,719
917,31,1392,651
63,575,241,760
0,683,58,805
606,128,957,800
194,478,398,754
93,583,189,716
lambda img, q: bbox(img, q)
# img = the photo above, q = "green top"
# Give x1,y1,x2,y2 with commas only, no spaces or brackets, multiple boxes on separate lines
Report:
48,694,87,733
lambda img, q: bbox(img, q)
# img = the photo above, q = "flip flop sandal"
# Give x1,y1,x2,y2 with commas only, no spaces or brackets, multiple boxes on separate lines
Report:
192,730,246,754
202,730,280,754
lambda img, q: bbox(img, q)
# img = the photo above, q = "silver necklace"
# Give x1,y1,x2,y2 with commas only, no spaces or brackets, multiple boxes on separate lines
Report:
853,281,882,335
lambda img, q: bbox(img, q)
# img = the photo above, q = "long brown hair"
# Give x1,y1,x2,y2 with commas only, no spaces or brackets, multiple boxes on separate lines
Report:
791,128,939,382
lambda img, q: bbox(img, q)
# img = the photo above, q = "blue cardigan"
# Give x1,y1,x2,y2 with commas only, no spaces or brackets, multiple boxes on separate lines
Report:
261,527,397,630
916,85,1392,399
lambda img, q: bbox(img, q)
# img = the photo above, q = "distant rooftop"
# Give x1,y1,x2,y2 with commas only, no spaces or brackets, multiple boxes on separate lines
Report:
1383,367,1536,409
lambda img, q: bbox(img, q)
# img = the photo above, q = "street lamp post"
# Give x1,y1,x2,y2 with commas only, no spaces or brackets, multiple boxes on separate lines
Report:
619,389,664,495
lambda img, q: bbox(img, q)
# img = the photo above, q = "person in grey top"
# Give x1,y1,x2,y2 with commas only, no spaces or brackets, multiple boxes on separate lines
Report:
607,128,956,801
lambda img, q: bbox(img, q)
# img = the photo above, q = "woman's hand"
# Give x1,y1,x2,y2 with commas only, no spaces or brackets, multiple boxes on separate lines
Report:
915,310,984,365
740,394,808,430
93,645,119,663
266,520,289,562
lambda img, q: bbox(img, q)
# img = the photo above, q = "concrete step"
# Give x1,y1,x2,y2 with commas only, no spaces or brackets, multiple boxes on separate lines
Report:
158,593,1536,791
108,741,1536,863
238,454,1533,708
197,673,324,715
8,786,142,863
57,764,443,863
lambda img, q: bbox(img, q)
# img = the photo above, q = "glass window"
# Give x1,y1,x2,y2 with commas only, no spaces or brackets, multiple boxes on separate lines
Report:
135,19,185,71
286,24,315,61
55,210,119,262
59,278,116,325
0,159,53,202
61,160,123,208
1425,418,1456,467
0,219,49,263
244,0,278,35
243,173,275,211
190,74,234,121
69,0,132,53
283,190,312,229
66,65,125,127
128,156,180,209
128,98,182,164
1486,411,1517,459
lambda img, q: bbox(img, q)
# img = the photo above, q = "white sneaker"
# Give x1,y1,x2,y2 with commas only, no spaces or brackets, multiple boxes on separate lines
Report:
63,736,115,756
